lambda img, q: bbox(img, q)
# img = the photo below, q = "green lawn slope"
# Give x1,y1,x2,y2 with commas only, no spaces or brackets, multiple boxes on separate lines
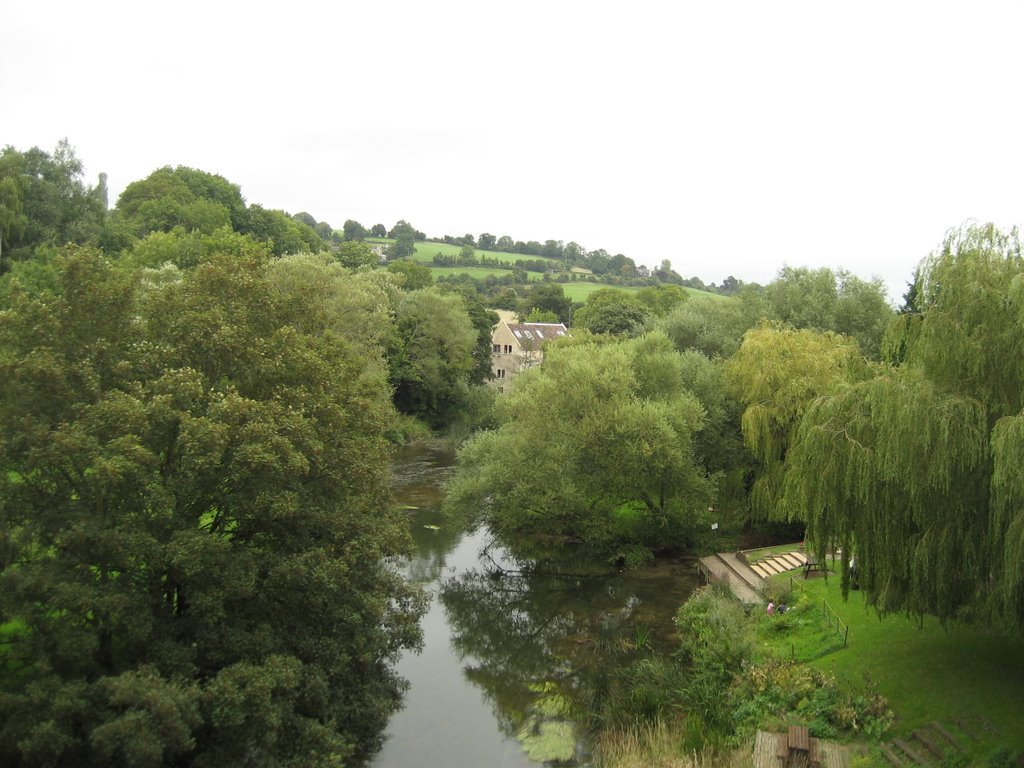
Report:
756,567,1024,757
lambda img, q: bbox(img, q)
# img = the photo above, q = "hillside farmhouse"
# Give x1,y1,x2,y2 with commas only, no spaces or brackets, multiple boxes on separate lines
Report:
490,320,568,391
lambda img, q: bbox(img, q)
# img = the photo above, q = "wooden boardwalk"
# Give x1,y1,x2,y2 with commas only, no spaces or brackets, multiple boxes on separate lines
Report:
697,551,763,604
753,730,850,768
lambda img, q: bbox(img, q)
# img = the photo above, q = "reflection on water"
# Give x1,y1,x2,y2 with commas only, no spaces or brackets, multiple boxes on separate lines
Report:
371,443,700,768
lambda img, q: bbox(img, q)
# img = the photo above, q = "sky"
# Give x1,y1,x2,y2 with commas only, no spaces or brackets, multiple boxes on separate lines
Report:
4,0,1023,301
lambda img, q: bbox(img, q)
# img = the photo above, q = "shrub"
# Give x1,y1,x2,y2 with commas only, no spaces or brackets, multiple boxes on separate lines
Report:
675,585,754,670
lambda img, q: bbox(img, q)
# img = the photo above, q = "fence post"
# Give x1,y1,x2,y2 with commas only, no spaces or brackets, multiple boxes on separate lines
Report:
844,624,849,647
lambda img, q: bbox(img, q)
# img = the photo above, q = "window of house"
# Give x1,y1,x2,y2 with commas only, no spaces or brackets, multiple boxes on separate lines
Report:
493,344,501,353
504,344,512,353
496,369,506,378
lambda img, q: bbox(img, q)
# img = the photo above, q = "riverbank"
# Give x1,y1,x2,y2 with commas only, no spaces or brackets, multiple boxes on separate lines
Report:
757,570,1024,764
597,557,1024,768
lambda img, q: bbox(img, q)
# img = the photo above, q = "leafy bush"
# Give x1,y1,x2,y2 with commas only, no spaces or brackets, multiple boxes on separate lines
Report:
675,585,754,670
730,658,893,740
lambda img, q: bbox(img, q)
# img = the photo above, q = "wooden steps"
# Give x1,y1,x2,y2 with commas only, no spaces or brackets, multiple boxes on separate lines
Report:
911,728,944,759
892,738,929,766
880,742,905,766
745,549,810,578
929,721,961,751
882,719,979,767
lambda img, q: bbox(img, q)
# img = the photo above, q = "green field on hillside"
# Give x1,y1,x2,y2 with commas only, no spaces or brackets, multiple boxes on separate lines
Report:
368,238,726,302
368,238,559,267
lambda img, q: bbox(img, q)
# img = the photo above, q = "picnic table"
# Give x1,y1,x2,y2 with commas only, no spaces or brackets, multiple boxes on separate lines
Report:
803,556,827,578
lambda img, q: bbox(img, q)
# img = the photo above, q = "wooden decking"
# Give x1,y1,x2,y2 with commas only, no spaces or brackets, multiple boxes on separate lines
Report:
753,730,850,768
697,552,763,604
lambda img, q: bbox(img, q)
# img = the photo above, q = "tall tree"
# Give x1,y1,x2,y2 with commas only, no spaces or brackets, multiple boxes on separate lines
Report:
727,324,870,520
779,224,1024,627
0,141,106,262
445,332,714,563
572,289,651,336
389,288,477,427
0,246,424,765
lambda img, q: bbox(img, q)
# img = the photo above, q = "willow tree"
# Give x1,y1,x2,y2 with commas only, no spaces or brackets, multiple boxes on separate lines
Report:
726,324,871,520
444,332,714,565
782,224,1024,626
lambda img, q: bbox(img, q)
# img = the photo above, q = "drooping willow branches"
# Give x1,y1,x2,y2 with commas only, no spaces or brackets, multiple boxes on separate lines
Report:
735,224,1024,628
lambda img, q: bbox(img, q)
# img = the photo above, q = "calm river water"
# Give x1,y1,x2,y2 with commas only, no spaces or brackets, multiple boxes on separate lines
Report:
371,443,701,767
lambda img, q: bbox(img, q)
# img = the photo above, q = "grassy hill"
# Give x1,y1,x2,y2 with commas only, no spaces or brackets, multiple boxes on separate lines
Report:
367,238,560,267
368,238,727,302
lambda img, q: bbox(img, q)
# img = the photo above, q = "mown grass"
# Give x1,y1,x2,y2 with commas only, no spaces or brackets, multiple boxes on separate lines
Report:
757,572,1024,755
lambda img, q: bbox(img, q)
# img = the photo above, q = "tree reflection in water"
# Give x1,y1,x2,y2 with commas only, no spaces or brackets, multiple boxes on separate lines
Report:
440,544,687,762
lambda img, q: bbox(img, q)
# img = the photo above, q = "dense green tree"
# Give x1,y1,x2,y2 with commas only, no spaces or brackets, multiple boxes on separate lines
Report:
518,283,571,324
457,244,477,265
0,141,106,263
779,225,1024,627
636,284,689,316
370,223,387,238
0,246,424,766
460,291,499,385
727,325,870,520
389,289,477,427
392,234,416,258
477,233,496,250
0,174,27,272
658,295,764,359
116,167,321,257
387,220,424,240
445,333,714,561
764,266,893,359
343,219,367,241
572,289,651,336
116,166,246,239
335,240,377,269
240,205,323,256
385,258,432,290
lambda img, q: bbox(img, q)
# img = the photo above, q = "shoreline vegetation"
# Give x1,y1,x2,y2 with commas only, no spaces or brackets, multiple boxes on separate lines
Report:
593,548,1024,768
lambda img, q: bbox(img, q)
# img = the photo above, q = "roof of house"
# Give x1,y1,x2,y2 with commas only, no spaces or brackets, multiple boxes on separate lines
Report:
506,322,568,351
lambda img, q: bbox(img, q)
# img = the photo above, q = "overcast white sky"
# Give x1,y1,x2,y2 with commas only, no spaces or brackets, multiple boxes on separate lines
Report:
4,1,1022,300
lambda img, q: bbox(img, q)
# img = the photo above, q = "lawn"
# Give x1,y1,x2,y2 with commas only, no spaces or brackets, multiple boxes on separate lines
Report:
757,570,1024,756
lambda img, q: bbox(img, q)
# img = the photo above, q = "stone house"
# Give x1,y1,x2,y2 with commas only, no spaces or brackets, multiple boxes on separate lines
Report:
490,320,568,391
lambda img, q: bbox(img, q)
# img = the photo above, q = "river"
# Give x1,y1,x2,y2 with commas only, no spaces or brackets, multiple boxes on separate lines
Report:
371,443,701,767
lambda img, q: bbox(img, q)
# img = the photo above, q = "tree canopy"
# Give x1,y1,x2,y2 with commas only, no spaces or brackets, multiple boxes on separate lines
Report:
746,225,1024,628
445,332,714,564
0,246,425,765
